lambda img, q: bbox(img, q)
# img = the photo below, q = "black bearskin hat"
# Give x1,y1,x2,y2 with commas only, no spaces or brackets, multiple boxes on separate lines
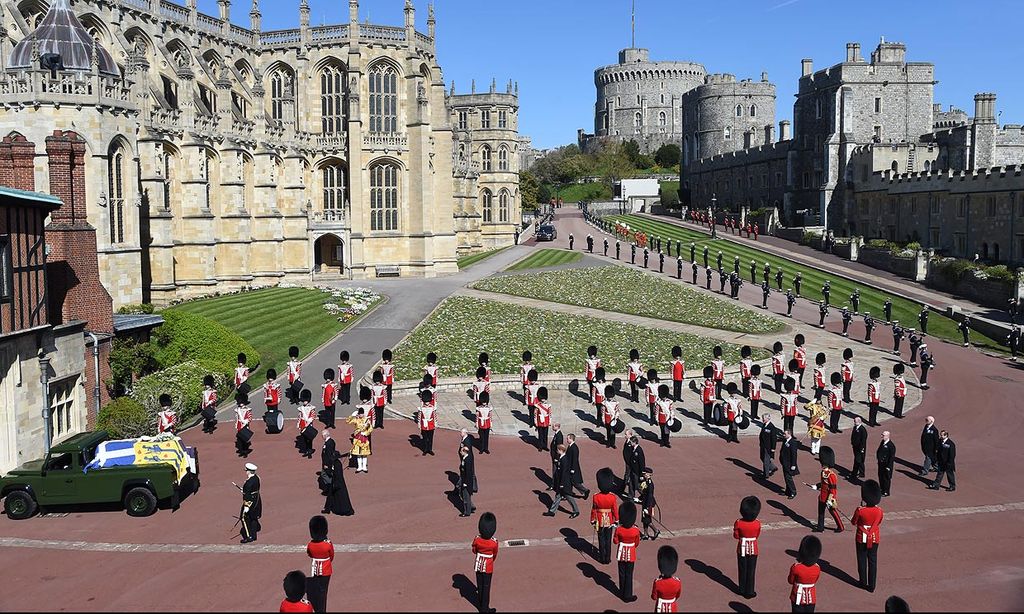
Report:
420,389,433,404
619,501,637,529
537,386,549,401
283,570,307,601
596,467,616,494
750,364,761,376
235,391,249,405
648,368,658,381
672,345,682,358
299,389,312,403
476,366,487,380
522,350,533,362
788,358,800,372
657,545,679,576
587,345,598,357
869,366,881,379
713,345,723,358
798,535,822,566
819,446,835,468
893,363,905,375
773,341,784,353
884,596,910,613
830,372,842,386
784,377,796,392
382,348,393,361
630,348,640,360
159,394,172,407
740,496,761,522
323,368,335,381
359,385,372,402
267,368,277,380
726,382,738,395
528,368,539,383
479,352,489,365
741,345,752,358
478,512,497,540
203,374,215,387
594,367,605,381
340,350,350,361
237,353,247,364
658,384,670,398
289,346,299,359
309,515,329,542
426,352,437,364
479,391,490,405
843,348,854,360
861,479,882,507
372,370,383,384
815,352,826,366
702,366,713,379
794,334,805,346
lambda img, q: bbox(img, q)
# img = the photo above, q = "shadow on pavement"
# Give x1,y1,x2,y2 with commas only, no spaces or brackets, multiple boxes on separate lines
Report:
576,562,619,597
686,558,739,594
451,573,477,609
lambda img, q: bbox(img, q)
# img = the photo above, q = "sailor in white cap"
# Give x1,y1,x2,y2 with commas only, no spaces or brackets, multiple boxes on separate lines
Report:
239,463,262,544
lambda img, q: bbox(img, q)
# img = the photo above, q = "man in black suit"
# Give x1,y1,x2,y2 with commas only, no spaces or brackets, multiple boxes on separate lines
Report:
457,445,475,517
929,431,956,491
876,431,896,497
778,430,799,499
919,416,940,476
548,423,563,491
850,416,867,479
460,428,478,494
758,414,778,479
544,444,580,518
627,435,646,502
565,434,590,498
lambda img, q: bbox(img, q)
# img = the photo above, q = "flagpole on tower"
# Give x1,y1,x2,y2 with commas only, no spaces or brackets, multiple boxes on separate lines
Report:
631,0,635,48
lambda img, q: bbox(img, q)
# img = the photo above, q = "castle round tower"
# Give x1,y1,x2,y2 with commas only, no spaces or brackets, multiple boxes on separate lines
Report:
681,73,777,164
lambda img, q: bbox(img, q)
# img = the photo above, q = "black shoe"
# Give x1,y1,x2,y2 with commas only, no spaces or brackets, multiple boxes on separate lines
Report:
543,511,556,517
788,494,796,499
947,486,956,492
651,530,660,540
812,527,824,533
569,512,580,519
623,595,638,603
321,509,330,514
927,484,940,490
459,513,469,517
240,537,254,544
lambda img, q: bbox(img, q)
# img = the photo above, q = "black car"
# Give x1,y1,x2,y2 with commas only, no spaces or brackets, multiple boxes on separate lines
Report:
536,224,557,241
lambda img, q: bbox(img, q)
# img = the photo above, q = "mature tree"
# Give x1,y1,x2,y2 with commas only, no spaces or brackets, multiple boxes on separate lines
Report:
654,144,681,168
519,171,540,211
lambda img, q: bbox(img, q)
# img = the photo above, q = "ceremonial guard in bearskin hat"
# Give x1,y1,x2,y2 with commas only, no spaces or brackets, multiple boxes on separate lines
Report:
788,535,822,613
811,446,844,533
651,545,681,612
201,374,218,432
852,479,884,592
305,515,334,612
591,468,620,564
279,570,312,613
472,512,499,613
286,346,302,404
297,389,317,458
157,394,176,434
337,351,353,405
734,496,762,599
235,391,253,456
614,501,642,602
235,353,250,394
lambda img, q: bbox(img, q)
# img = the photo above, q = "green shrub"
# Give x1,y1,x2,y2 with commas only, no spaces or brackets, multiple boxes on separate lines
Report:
96,397,150,439
117,303,155,314
131,360,231,428
983,265,1015,284
152,310,257,375
934,258,977,285
866,238,893,250
108,338,158,397
904,241,922,253
801,231,822,246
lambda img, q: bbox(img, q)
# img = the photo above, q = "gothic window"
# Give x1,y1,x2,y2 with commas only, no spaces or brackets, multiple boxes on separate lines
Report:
815,98,822,119
232,92,248,118
481,189,493,223
270,69,294,123
498,190,510,223
481,110,491,129
498,146,509,171
750,104,757,117
635,112,642,128
199,84,216,115
458,110,467,130
693,132,699,159
321,163,346,218
481,145,492,171
736,104,743,117
368,63,399,133
724,126,732,140
321,64,345,134
369,161,399,231
658,111,667,127
498,110,508,128
107,146,126,244
660,94,665,104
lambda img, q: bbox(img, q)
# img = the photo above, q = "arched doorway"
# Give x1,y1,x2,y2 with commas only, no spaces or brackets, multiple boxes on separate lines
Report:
314,234,344,274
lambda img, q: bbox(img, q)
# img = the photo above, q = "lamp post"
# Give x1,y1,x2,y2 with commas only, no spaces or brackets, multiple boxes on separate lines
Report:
710,194,718,239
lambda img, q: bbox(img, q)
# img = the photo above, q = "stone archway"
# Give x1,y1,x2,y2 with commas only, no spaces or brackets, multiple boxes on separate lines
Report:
314,233,344,274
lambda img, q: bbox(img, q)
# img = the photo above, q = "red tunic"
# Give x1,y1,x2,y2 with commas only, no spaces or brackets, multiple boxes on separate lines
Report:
264,381,281,407
476,406,492,430
628,361,644,382
841,361,854,383
656,398,673,425
733,519,761,556
297,405,316,430
472,537,499,574
646,380,659,404
788,562,821,605
535,401,552,428
201,388,218,409
724,397,742,422
749,378,763,401
868,381,881,404
780,393,798,417
526,383,541,407
711,359,725,381
419,405,436,431
322,381,336,407
472,380,489,403
592,382,606,405
851,506,884,547
651,576,682,612
337,363,353,384
772,353,785,375
287,360,302,385
828,387,843,412
520,363,534,386
671,359,685,381
306,540,335,576
585,357,601,382
381,363,395,385
894,377,906,399
157,410,176,434
425,364,439,386
235,406,252,432
613,526,642,562
701,379,716,404
819,468,839,505
602,400,620,426
590,493,619,527
789,371,802,396
794,347,807,369
280,598,314,613
740,359,752,379
813,367,826,389
371,384,387,408
234,365,249,388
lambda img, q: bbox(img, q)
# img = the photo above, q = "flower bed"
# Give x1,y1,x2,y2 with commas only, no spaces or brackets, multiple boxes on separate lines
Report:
474,266,783,334
391,296,768,380
316,286,382,322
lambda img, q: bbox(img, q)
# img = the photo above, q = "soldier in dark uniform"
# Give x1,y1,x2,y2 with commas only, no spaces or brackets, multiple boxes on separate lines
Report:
733,254,740,274
786,290,797,317
676,255,683,279
779,429,800,499
849,289,860,314
763,262,772,285
1008,325,1021,361
703,245,710,268
603,237,609,256
706,266,713,289
841,307,853,337
643,247,650,268
919,344,935,389
883,299,893,324
615,240,621,260
818,301,829,328
850,416,867,479
690,242,696,263
761,281,771,309
719,268,728,293
729,271,739,298
864,312,876,344
776,268,784,291
908,329,922,366
891,321,905,355
876,431,896,497
918,305,929,334
928,430,956,491
239,463,262,544
630,243,636,264
586,234,594,253
691,260,699,284
638,467,659,540
659,251,665,273
794,272,803,297
716,250,724,270
822,280,831,306
958,317,971,346
568,233,575,250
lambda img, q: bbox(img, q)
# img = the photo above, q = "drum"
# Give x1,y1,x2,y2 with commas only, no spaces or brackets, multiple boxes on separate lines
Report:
264,409,284,434
200,407,217,421
637,376,648,390
302,425,319,441
613,420,626,434
668,417,683,433
735,413,751,430
236,425,253,444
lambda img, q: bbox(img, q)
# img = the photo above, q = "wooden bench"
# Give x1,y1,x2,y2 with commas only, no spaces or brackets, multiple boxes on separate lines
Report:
375,265,401,277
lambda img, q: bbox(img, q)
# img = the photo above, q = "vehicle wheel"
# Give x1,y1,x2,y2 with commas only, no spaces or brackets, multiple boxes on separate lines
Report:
4,490,37,520
123,487,157,517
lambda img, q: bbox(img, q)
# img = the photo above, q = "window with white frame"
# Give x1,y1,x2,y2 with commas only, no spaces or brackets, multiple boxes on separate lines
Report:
481,110,491,129
49,376,80,442
321,64,345,134
369,162,399,231
481,145,492,171
107,146,126,244
498,147,509,171
498,110,508,128
458,110,468,130
481,189,493,223
498,190,510,222
368,63,399,133
270,69,293,123
322,163,346,218
724,126,732,140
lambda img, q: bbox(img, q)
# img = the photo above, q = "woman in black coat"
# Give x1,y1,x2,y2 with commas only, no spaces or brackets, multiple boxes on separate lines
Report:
323,455,354,516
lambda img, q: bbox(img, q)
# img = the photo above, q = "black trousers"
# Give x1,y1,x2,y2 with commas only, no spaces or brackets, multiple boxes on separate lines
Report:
648,402,657,423
813,386,823,402
737,554,758,597
338,382,351,405
629,381,639,402
673,380,682,401
797,367,806,388
305,575,330,613
894,396,905,418
787,303,794,316
375,402,386,428
320,405,336,429
660,423,670,448
626,469,639,499
865,328,873,343
421,429,434,454
851,450,866,478
605,424,616,448
879,467,893,496
783,471,797,497
597,526,613,564
478,428,490,453
920,366,930,386
933,468,956,489
537,426,548,451
618,561,635,600
461,484,474,515
868,402,880,426
856,543,878,591
240,509,260,540
818,500,844,531
750,399,760,419
774,373,784,393
715,380,724,399
893,338,902,353
792,604,815,613
703,402,714,424
783,415,795,435
692,271,698,284
829,410,841,433
476,571,492,613
742,378,750,398
386,384,393,405
843,381,852,403
842,321,850,335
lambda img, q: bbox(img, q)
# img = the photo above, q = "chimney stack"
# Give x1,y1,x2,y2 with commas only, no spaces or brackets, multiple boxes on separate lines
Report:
801,58,813,77
760,71,768,82
974,93,996,124
765,124,774,144
779,120,791,141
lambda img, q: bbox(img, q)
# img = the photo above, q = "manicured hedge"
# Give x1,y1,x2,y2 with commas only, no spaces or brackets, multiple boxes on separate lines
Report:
152,310,258,378
130,360,231,432
96,397,150,439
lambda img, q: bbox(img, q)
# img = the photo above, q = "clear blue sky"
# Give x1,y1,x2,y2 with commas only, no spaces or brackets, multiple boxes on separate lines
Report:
203,0,1023,150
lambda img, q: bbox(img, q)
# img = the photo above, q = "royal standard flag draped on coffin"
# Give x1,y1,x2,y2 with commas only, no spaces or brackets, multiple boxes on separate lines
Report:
85,434,190,482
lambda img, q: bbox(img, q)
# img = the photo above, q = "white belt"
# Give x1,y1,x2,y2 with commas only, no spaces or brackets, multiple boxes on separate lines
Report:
657,597,676,611
474,552,493,572
617,541,637,561
740,537,756,556
860,525,873,544
310,557,330,576
795,583,815,605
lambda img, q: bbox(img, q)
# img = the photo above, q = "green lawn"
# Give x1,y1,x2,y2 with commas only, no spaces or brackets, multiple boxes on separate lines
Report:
551,182,612,202
457,245,513,270
475,265,783,334
506,248,582,271
608,214,1006,353
392,296,767,380
166,287,380,375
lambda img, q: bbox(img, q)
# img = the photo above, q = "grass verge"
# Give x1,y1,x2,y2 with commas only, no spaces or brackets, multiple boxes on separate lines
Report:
506,248,582,271
457,245,513,270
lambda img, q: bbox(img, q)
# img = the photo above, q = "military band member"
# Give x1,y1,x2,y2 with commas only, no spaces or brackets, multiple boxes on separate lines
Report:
867,366,882,426
424,352,440,388
864,312,876,344
788,535,822,613
676,255,683,279
616,240,621,260
298,389,317,457
631,243,637,264
569,233,575,250
811,446,844,533
656,385,674,449
652,545,682,612
788,359,803,400
592,367,608,422
780,430,800,499
381,349,396,406
476,391,493,454
240,462,262,544
794,272,803,297
724,383,743,443
827,373,844,434
811,353,827,402
419,390,437,456
526,369,542,422
520,350,534,398
807,402,827,456
701,366,716,424
702,245,710,268
928,431,956,491
781,377,799,435
472,512,499,613
793,335,807,388
544,443,579,518
908,330,922,367
305,515,334,613
370,371,387,429
719,267,728,293
587,234,594,253
612,501,642,602
759,414,778,478
761,281,771,309
739,346,753,397
748,365,764,419
749,259,757,284
157,394,176,434
645,368,660,423
734,496,762,599
918,304,930,334
585,345,601,396
602,390,622,449
592,468,620,564
877,431,896,497
822,280,831,306
201,374,218,433
235,391,253,456
712,345,726,399
776,268,785,291
883,299,893,324
852,479,884,592
659,251,665,273
477,352,491,383
626,349,643,402
535,387,552,451
818,301,829,328
347,393,373,473
892,363,906,418
919,344,935,389
841,349,855,403
287,346,302,404
235,353,250,394
841,307,853,337
850,288,861,314
472,367,490,407
669,346,685,401
891,321,905,356
772,342,786,392
337,352,353,405
786,289,797,317
604,237,609,257
643,247,650,268
320,369,337,429
705,265,713,289
763,262,771,285
280,570,313,613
